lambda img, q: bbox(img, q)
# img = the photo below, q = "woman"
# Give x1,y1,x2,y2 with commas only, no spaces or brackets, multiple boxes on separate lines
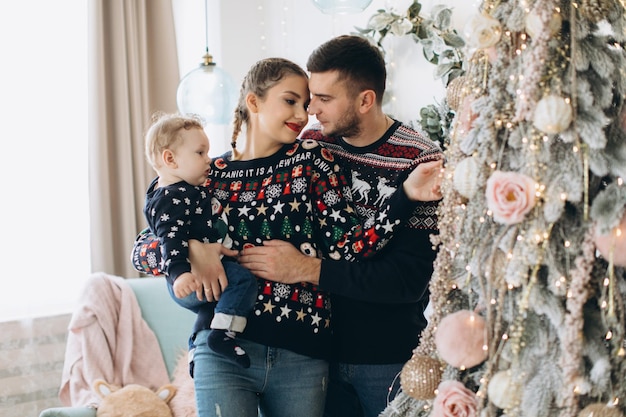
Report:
132,57,414,417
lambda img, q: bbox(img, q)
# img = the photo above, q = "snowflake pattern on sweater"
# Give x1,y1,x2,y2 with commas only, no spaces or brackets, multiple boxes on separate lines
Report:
143,178,229,285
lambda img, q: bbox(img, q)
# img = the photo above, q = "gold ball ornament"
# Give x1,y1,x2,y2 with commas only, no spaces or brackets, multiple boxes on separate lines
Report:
578,403,624,417
400,355,444,400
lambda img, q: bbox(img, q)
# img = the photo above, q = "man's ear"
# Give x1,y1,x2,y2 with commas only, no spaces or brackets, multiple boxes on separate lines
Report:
357,90,376,114
246,92,259,113
162,149,177,168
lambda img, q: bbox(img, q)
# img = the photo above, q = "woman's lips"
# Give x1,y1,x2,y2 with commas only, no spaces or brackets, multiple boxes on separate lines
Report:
286,122,302,133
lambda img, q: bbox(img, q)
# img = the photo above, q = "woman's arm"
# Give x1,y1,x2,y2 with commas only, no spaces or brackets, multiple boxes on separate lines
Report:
130,229,238,302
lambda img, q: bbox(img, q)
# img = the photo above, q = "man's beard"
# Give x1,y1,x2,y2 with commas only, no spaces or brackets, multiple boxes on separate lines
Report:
324,109,361,138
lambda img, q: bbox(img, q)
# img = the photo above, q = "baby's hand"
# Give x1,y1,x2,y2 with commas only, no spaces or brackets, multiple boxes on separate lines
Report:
173,272,200,299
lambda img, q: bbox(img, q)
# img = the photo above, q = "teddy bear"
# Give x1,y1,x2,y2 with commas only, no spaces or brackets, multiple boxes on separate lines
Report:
92,379,177,417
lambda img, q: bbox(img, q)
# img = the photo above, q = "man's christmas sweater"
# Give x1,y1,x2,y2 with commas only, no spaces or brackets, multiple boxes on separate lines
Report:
299,121,444,364
132,139,415,360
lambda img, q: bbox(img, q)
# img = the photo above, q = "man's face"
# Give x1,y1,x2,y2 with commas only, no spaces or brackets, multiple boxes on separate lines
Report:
308,70,361,138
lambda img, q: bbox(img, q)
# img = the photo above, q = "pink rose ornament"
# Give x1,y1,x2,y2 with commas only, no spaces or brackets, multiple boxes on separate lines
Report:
486,171,536,225
432,380,478,417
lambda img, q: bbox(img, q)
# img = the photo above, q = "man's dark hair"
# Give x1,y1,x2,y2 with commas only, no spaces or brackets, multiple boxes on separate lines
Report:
306,35,386,103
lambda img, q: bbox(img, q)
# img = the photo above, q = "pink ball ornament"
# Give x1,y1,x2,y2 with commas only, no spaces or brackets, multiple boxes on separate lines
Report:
594,212,626,267
435,310,488,369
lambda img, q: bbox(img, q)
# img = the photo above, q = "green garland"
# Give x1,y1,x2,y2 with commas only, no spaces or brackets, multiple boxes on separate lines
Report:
354,0,465,147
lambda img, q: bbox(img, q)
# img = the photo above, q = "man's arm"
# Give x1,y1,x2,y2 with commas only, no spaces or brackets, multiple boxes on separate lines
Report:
239,227,435,304
318,227,436,303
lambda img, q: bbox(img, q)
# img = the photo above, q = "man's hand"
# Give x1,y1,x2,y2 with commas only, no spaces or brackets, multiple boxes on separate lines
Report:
238,240,321,285
188,241,235,301
403,159,444,202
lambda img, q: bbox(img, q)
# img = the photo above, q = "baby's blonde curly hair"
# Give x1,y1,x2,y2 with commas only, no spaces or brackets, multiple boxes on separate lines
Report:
144,112,204,169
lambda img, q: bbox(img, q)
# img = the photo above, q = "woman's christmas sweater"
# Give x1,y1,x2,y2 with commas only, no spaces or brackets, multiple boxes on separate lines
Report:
132,138,416,360
299,120,443,364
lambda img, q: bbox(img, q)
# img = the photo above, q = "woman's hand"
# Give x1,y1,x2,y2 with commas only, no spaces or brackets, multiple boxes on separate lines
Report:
188,241,237,301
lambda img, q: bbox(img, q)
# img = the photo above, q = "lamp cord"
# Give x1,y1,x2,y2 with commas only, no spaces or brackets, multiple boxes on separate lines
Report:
204,0,209,55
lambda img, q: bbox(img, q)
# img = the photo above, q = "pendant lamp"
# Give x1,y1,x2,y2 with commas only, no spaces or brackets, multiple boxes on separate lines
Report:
176,0,236,125
311,0,373,14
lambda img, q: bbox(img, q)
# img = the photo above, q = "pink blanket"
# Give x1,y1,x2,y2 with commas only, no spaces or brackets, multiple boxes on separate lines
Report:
59,272,170,406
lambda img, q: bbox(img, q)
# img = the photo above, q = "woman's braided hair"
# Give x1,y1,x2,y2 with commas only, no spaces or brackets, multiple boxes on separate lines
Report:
230,57,308,160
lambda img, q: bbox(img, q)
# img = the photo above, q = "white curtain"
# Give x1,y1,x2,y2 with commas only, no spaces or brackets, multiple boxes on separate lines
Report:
88,0,180,277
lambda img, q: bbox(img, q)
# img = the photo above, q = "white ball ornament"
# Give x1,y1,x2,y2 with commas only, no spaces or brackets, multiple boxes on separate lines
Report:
487,370,520,410
594,212,626,267
453,156,480,199
525,10,562,39
435,310,488,369
533,95,573,134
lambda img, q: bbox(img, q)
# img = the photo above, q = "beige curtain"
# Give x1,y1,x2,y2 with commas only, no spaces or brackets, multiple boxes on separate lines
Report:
88,0,180,277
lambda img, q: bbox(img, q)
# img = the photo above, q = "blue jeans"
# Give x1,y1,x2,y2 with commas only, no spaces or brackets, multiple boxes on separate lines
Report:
323,362,402,417
191,329,329,417
168,261,257,331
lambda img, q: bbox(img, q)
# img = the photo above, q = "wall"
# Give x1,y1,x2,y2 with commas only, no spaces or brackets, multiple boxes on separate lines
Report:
0,314,70,416
173,0,477,156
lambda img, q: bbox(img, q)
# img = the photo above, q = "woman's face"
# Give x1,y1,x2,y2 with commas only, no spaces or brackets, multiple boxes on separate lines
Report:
252,74,310,149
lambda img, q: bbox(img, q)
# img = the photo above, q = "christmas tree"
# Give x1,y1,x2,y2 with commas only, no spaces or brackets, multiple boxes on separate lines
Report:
383,1,626,417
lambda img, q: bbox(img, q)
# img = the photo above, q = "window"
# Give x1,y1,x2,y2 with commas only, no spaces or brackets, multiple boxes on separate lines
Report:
0,0,89,321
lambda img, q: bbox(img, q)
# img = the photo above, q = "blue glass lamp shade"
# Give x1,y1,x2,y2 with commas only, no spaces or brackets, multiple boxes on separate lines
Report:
312,0,373,14
176,53,237,125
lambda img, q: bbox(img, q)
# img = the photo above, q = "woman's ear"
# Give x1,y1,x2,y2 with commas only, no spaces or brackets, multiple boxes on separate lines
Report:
162,149,177,168
246,92,259,114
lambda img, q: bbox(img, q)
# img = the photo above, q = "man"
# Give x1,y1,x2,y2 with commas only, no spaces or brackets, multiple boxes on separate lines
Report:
238,35,444,417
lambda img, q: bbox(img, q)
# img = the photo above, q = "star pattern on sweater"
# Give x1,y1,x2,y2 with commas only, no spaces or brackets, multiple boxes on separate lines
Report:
273,201,285,213
310,312,322,326
381,219,396,234
329,209,344,222
263,300,275,313
280,305,292,318
256,203,268,215
289,199,301,211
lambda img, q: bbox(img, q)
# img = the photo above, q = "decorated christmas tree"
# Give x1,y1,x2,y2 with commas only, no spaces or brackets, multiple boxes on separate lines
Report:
382,1,626,416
